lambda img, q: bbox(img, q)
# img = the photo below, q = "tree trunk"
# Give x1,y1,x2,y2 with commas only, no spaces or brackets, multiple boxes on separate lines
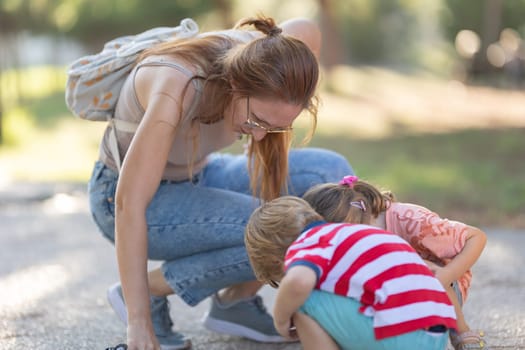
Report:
473,0,503,75
317,0,347,69
213,0,235,28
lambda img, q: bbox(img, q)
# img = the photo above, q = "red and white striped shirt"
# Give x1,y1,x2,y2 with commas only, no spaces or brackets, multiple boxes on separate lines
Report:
284,222,457,339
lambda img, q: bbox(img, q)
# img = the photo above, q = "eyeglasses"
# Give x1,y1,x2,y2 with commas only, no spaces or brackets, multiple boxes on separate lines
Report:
268,279,280,289
242,97,293,134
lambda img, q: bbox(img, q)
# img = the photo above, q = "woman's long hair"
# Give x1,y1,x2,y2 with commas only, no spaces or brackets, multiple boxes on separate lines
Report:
139,15,319,201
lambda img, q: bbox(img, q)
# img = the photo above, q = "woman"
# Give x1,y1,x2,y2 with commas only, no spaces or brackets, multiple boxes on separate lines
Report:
88,14,353,350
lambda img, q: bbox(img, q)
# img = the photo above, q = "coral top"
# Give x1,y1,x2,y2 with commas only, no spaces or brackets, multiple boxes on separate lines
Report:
385,202,471,301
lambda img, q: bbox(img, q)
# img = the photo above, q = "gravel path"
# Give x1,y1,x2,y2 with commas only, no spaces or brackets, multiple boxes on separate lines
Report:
0,183,523,349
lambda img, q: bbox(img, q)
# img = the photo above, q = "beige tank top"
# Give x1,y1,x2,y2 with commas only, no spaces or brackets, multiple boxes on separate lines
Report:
99,29,258,180
98,57,240,181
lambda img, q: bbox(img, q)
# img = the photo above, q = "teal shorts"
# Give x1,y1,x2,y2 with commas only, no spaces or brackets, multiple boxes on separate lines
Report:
299,290,449,350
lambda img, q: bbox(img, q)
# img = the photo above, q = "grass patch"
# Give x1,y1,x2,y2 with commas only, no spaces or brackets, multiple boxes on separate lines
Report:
307,128,525,228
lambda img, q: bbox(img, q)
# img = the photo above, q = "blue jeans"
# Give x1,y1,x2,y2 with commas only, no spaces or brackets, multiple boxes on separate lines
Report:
88,148,353,306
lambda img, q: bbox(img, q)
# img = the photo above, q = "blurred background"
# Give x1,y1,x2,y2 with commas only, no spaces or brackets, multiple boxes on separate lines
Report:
1,0,524,228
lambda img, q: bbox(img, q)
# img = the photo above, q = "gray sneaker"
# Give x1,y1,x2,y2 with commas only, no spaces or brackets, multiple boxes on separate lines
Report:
203,293,292,343
107,283,192,350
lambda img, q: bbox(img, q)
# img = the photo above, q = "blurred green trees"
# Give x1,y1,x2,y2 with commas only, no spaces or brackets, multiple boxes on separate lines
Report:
1,0,525,143
1,0,524,74
0,0,221,49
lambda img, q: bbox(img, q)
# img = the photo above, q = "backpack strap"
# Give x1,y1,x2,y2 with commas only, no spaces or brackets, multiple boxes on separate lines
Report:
107,118,136,171
108,119,122,171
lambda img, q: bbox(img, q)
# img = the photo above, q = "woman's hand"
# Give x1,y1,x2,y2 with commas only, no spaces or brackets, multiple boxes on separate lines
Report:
127,321,160,350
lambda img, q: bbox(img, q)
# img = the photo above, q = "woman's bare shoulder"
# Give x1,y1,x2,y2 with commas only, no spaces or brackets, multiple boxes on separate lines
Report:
134,57,198,109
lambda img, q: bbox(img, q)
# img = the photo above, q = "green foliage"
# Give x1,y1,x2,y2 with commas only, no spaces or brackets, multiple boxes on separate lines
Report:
3,84,525,227
441,0,525,41
64,0,213,48
331,0,420,66
2,106,37,147
1,0,214,48
1,46,524,228
440,0,485,40
3,0,525,75
307,128,525,227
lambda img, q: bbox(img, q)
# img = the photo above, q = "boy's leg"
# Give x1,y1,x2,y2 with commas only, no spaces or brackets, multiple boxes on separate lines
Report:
300,290,449,350
300,290,378,349
293,312,340,350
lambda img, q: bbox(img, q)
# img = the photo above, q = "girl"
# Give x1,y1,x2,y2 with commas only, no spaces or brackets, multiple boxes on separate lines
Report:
302,175,489,350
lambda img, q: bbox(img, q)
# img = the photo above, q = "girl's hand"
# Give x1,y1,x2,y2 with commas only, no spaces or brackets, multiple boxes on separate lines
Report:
127,321,160,350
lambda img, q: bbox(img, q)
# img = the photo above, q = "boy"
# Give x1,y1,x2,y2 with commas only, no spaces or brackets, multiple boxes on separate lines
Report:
245,196,456,350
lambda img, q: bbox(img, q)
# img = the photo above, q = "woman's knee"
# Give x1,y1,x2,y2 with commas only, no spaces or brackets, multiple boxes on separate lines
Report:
288,148,354,195
291,148,353,180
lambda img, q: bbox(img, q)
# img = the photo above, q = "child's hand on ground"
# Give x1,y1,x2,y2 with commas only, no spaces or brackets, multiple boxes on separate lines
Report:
274,317,298,339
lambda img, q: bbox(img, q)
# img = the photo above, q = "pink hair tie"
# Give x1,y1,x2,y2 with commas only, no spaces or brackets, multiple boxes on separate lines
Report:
339,175,359,187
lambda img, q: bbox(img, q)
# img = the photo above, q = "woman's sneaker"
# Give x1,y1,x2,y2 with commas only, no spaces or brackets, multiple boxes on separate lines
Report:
203,293,293,343
106,283,192,350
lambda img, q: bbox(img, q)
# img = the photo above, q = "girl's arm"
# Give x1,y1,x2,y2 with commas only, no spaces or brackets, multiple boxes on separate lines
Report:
273,265,317,338
435,225,487,286
114,66,194,349
391,203,486,287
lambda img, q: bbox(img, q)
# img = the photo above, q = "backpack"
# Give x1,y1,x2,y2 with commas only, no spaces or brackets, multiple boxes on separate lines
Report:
65,18,199,170
65,18,199,122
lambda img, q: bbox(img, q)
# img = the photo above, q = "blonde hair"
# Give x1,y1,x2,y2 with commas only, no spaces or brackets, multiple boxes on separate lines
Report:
302,180,395,224
139,15,319,201
244,196,322,283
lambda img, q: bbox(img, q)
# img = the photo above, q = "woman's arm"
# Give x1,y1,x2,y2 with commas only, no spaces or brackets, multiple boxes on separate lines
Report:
280,18,321,58
114,65,194,349
273,265,317,338
435,225,487,286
